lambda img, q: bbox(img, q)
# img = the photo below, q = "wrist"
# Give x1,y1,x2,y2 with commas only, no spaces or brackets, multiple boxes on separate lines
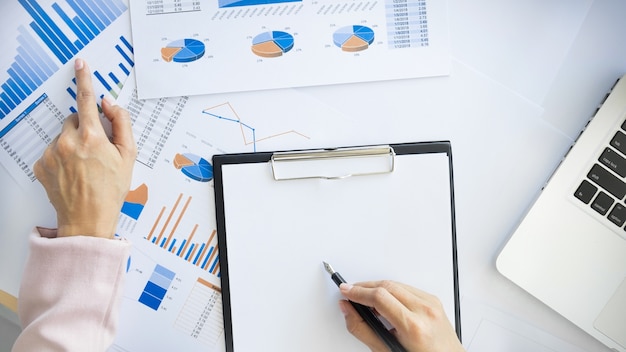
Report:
56,219,118,239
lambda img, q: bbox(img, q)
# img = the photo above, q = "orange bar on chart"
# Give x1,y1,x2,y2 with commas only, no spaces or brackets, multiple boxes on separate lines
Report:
164,196,192,250
155,193,183,247
204,244,218,271
196,230,217,267
211,262,220,275
146,206,166,242
179,224,198,258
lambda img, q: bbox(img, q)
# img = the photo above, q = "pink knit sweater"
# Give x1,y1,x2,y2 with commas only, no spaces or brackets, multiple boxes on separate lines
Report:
12,228,130,352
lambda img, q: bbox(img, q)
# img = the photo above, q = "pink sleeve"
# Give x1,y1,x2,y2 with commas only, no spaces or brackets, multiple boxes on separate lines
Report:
12,228,131,352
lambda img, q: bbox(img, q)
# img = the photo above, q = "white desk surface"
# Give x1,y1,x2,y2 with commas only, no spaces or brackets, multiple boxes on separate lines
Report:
1,0,626,351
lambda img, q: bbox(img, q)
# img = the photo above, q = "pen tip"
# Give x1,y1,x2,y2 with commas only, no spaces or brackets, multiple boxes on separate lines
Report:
322,261,334,275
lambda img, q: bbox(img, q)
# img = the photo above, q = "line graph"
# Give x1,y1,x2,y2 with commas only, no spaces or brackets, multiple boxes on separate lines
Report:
201,102,309,152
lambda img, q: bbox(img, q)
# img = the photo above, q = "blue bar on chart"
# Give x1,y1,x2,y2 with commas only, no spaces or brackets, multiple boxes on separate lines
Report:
66,35,134,104
0,27,58,120
138,264,176,311
20,0,77,62
144,194,221,277
0,0,127,119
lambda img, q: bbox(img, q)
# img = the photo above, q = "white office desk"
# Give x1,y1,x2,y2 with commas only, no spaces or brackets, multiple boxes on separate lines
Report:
1,0,626,351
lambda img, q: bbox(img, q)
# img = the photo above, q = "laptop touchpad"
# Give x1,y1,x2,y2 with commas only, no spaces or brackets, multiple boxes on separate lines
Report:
594,277,626,348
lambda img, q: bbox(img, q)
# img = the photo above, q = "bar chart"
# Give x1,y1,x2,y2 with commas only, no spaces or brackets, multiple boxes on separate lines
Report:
0,0,128,119
65,34,134,112
145,193,221,277
138,264,176,311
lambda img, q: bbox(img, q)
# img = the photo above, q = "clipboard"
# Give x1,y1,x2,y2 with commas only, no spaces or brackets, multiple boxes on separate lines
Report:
213,141,461,352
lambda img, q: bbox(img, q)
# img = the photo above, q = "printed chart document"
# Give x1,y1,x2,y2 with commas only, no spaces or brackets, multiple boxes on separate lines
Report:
0,0,134,190
128,0,449,99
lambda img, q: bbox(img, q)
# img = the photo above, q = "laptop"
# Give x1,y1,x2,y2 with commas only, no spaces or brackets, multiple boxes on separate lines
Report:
497,74,626,352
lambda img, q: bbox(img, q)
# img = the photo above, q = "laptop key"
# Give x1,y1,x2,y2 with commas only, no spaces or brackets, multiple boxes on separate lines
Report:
575,180,597,204
599,147,626,177
610,130,626,155
591,191,614,215
587,164,626,199
608,203,626,227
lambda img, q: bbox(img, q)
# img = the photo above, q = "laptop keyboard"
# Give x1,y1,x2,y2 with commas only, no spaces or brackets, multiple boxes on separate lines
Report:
574,120,626,228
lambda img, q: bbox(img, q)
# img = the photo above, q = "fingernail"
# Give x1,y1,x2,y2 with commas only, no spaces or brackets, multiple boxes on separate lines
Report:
75,58,84,71
339,283,353,292
102,95,116,107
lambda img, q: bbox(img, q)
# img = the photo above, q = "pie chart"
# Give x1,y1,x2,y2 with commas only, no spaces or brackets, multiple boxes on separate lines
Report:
251,31,294,58
161,38,205,63
333,25,375,52
173,153,213,182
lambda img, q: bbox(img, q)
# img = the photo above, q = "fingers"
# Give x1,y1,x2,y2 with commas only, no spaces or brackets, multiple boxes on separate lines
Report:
352,280,435,306
73,58,103,132
101,97,137,160
340,281,428,331
339,300,389,352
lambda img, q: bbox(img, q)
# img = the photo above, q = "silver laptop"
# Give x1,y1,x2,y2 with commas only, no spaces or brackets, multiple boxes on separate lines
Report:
497,75,626,352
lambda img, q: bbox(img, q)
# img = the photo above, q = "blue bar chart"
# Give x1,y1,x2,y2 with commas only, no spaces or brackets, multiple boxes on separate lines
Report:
138,264,176,311
66,35,134,105
0,0,127,119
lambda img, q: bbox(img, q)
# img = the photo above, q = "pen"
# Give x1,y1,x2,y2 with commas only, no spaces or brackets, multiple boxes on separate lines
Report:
323,261,407,352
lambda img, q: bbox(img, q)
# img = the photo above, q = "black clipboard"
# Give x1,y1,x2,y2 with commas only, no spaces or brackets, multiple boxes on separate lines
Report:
213,141,460,352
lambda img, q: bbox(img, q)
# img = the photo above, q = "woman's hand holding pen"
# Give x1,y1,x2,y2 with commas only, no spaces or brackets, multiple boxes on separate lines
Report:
339,280,465,352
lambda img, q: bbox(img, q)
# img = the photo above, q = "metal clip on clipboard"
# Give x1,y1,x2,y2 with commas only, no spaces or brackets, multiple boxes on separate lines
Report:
270,145,396,181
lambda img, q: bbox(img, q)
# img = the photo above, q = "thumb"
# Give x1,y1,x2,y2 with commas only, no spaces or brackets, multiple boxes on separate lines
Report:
339,300,389,352
101,96,137,160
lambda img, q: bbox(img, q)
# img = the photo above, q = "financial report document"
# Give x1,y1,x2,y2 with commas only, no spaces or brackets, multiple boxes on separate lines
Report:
0,0,133,189
129,0,449,99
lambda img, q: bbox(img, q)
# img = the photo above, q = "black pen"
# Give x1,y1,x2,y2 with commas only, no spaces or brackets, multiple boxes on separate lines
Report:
323,261,407,352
